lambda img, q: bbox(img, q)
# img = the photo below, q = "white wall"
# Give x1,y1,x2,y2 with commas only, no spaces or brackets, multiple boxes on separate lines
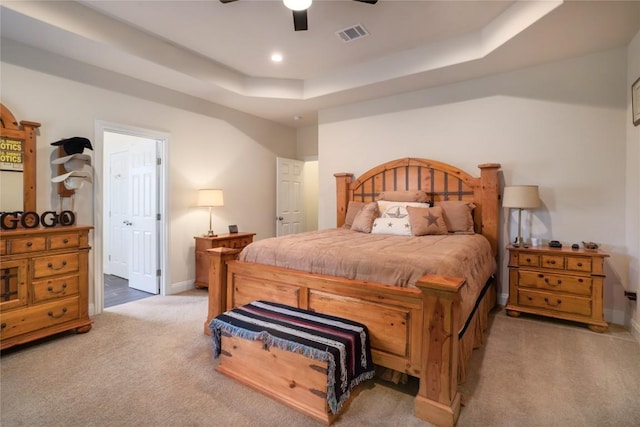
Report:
1,59,296,307
318,47,633,325
627,30,640,339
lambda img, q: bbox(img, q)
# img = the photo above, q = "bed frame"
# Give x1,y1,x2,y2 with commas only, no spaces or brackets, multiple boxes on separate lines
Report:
205,158,501,426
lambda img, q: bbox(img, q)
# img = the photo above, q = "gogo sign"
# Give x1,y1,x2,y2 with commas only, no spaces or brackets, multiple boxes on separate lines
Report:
0,211,76,230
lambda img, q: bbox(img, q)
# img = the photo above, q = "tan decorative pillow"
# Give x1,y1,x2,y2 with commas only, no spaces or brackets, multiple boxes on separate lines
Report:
377,200,432,219
407,205,448,236
376,190,430,203
351,202,379,233
343,201,365,229
436,201,476,233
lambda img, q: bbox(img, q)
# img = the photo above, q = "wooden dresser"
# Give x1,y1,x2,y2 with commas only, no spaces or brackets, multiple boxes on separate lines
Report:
1,226,93,350
506,244,609,332
194,232,255,288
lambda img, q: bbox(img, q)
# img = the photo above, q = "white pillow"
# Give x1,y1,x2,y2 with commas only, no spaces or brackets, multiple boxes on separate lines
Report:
371,217,412,236
377,200,432,219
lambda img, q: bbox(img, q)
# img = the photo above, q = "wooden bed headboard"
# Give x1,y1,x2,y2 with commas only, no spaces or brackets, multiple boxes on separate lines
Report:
335,157,501,256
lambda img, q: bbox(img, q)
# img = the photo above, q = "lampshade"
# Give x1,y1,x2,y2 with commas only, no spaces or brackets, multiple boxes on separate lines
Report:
502,185,540,209
197,189,224,207
283,0,312,11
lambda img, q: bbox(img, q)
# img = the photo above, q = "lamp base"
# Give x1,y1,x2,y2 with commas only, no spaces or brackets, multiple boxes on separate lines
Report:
205,230,217,237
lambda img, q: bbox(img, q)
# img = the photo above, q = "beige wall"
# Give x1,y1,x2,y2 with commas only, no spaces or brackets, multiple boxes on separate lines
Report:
1,59,296,308
627,30,640,339
318,47,636,328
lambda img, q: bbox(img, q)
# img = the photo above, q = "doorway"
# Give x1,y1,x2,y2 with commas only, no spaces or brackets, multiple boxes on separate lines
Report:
93,121,169,314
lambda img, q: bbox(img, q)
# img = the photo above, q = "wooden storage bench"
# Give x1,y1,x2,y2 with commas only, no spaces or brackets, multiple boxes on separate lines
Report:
210,300,375,424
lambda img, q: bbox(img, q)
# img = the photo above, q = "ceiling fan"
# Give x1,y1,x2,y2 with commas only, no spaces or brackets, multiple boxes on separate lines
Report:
220,0,378,32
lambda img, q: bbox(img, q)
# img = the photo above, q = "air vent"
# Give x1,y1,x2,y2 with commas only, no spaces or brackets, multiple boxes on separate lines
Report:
336,24,369,43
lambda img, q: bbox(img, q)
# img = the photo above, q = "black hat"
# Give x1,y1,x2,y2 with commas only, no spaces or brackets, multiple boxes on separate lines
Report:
51,137,93,155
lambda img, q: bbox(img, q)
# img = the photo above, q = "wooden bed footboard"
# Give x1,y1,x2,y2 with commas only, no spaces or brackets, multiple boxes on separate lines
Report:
205,253,481,427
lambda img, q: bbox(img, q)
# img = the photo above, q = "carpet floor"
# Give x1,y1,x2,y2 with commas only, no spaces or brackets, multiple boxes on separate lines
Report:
1,289,639,426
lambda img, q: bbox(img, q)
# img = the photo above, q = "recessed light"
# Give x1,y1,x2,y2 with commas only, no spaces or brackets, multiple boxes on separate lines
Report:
271,53,283,62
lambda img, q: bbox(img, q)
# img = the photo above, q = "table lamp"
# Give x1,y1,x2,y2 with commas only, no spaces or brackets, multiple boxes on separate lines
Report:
197,189,224,237
502,185,540,246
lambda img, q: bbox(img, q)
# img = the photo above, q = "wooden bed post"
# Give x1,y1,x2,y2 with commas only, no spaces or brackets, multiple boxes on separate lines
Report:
204,247,240,335
334,173,353,227
478,163,501,257
413,275,465,427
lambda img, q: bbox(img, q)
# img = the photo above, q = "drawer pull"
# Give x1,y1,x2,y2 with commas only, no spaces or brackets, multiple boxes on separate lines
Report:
47,283,68,294
526,258,532,263
544,278,562,286
1,322,6,330
26,241,33,247
577,262,583,267
47,261,68,270
544,298,562,307
47,307,68,319
63,239,69,244
546,260,556,265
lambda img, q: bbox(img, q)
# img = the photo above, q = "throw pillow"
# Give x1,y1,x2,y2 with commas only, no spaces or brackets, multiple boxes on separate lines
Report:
371,217,412,236
350,202,378,233
436,200,476,233
407,205,448,236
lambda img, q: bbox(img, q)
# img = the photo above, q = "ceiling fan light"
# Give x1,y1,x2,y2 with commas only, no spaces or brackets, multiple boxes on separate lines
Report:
283,0,312,11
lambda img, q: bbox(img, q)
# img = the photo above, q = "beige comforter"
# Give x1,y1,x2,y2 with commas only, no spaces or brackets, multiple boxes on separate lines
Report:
239,228,496,319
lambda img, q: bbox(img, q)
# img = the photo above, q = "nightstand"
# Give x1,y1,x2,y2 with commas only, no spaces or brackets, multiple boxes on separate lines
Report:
506,244,609,332
194,232,255,288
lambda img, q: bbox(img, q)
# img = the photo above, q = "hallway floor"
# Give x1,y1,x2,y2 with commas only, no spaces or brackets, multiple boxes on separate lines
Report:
104,274,153,308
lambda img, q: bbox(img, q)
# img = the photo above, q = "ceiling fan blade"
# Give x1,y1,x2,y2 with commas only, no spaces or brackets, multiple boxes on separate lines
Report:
353,0,378,4
219,0,238,3
292,10,308,31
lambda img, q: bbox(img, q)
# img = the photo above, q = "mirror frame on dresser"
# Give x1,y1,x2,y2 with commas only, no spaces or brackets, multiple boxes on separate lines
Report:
0,103,41,213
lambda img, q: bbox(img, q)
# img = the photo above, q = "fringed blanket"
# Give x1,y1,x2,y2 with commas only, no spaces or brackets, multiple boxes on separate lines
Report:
210,300,375,414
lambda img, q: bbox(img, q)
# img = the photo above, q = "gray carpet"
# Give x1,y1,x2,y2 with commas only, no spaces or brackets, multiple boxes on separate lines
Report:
1,290,639,426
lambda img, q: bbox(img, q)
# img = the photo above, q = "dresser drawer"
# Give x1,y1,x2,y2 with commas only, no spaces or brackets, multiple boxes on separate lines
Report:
8,236,46,254
518,289,591,317
566,256,592,273
32,274,80,303
32,253,80,278
48,233,80,250
540,254,565,270
0,297,80,340
518,253,539,267
518,270,592,296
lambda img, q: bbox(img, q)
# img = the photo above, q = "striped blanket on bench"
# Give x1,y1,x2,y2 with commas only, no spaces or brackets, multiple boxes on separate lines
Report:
210,300,375,414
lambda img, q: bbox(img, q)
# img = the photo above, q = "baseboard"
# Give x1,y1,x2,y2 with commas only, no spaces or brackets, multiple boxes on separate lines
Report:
167,280,195,295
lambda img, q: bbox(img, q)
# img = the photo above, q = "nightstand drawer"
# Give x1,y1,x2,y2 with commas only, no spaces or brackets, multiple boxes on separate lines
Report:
518,271,592,296
540,254,564,270
518,253,540,267
518,289,591,317
218,237,252,249
566,256,592,273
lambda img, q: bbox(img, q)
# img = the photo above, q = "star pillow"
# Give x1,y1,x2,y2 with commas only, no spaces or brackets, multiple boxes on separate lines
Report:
406,205,448,236
371,217,412,236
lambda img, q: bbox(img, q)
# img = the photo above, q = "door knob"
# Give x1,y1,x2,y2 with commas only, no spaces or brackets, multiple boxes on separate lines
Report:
277,216,284,221
123,220,132,226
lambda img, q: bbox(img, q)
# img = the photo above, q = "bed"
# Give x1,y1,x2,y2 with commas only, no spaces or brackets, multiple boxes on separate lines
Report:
205,157,501,426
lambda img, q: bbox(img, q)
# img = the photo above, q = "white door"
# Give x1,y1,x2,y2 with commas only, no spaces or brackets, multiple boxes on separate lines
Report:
276,157,304,236
128,139,159,294
107,150,129,279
